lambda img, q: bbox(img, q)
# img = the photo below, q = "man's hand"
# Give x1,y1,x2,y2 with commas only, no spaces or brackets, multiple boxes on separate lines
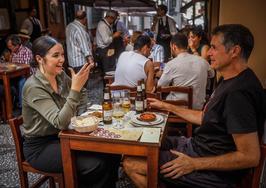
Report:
160,150,196,179
147,98,165,110
113,31,121,38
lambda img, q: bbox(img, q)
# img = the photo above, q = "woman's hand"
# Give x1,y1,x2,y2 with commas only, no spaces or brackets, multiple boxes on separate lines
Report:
160,150,196,179
188,38,196,51
69,63,94,92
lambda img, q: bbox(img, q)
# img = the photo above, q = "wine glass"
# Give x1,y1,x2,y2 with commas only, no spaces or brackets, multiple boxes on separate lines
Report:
112,95,125,129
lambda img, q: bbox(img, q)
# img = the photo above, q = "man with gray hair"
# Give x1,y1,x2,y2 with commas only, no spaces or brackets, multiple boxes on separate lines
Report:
66,10,94,114
66,10,94,72
96,10,121,73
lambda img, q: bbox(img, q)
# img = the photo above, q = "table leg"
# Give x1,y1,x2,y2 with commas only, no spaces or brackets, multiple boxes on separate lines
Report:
60,138,78,188
2,75,13,119
147,147,159,188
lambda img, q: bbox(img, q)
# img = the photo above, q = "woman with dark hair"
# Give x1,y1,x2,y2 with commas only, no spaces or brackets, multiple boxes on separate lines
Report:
22,36,120,188
188,26,210,60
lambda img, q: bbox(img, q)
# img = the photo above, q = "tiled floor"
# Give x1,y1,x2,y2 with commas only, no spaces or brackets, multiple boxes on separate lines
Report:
0,70,135,188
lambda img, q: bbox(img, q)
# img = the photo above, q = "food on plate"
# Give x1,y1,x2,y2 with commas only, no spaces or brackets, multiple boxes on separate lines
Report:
73,116,98,127
72,115,99,133
138,112,156,122
90,111,103,118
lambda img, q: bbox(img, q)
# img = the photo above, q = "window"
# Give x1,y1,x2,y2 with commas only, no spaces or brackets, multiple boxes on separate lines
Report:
181,0,207,30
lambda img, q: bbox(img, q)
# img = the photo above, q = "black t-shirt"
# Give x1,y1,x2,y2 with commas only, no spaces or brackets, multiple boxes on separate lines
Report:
191,68,265,184
192,68,264,156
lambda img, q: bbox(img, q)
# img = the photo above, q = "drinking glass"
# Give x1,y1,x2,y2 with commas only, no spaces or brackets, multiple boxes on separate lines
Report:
121,90,131,113
112,94,125,129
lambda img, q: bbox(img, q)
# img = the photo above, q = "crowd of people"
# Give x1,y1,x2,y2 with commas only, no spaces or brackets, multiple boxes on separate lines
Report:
0,5,265,188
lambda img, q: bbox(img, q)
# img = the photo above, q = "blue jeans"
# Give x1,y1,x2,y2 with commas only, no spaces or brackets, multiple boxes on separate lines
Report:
18,77,26,108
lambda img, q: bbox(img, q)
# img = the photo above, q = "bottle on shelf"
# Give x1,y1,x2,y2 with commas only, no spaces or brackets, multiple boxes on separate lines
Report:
135,80,144,114
141,79,147,111
102,87,113,124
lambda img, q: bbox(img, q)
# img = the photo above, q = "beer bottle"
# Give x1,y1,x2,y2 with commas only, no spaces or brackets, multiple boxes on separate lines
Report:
135,80,144,114
141,79,147,111
102,87,113,124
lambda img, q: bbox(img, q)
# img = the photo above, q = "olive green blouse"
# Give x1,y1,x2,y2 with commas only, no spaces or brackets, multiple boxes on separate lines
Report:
22,70,83,137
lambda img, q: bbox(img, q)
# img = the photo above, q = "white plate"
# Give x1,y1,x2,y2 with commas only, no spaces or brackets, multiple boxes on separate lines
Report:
105,71,115,76
87,104,102,111
131,113,164,127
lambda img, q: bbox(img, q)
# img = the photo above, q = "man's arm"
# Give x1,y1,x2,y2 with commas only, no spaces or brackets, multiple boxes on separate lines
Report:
160,132,260,179
148,98,203,125
144,60,155,93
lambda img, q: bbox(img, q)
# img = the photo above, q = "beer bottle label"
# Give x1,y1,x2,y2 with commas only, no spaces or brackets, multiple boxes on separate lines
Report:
103,110,113,121
135,101,144,111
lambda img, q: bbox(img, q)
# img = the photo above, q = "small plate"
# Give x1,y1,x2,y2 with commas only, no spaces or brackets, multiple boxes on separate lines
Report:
131,113,164,127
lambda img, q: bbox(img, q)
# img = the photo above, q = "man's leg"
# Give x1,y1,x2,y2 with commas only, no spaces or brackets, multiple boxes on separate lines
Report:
123,156,147,188
18,77,26,109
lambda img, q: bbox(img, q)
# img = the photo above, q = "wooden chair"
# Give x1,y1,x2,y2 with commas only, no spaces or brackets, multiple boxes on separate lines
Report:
8,116,64,188
237,140,266,188
157,86,193,137
0,97,7,122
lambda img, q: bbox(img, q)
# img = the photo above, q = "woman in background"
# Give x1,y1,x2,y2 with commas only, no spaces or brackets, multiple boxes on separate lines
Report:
188,26,210,60
22,36,120,188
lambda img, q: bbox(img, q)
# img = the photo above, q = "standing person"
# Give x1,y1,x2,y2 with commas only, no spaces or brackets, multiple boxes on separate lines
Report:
123,24,265,188
66,10,94,112
112,11,129,61
144,31,164,68
21,8,42,42
151,4,177,62
22,36,120,188
96,10,121,73
66,10,94,73
6,34,33,109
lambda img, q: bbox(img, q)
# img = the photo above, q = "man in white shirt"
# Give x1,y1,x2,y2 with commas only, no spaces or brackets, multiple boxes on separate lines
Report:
151,4,177,62
96,10,121,73
112,35,155,92
158,33,214,110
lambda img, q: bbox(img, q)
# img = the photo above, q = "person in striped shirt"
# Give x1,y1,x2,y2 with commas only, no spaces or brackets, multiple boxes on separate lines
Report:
66,10,94,73
66,10,94,113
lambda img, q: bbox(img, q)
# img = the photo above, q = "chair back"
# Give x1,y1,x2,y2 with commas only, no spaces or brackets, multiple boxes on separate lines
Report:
237,140,266,188
8,116,25,165
157,86,193,137
8,116,64,188
108,85,137,103
157,86,193,109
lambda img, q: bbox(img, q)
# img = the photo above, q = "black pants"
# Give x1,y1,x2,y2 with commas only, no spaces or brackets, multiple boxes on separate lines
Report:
157,38,171,62
23,135,121,188
159,136,237,188
96,47,116,73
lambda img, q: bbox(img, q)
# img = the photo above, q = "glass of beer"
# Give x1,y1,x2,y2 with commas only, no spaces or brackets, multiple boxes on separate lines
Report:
121,90,131,113
112,94,125,129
